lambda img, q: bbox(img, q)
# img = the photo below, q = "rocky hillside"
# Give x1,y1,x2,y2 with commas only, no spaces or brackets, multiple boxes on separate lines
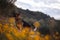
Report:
18,8,50,21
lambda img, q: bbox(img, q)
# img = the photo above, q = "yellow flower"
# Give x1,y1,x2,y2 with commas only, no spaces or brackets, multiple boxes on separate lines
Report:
29,31,35,35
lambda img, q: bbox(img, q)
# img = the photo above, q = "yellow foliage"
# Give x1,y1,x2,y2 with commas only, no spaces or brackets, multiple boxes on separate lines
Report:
0,23,2,27
24,27,30,32
0,17,59,40
8,17,15,24
20,32,26,38
19,27,30,38
34,35,40,40
36,32,40,35
3,23,9,29
13,28,20,37
27,36,34,40
0,23,2,33
5,33,14,40
28,31,40,40
45,35,51,40
33,21,40,28
2,23,9,32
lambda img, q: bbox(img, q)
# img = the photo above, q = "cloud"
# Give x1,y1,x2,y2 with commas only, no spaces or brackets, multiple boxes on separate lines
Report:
15,0,60,20
15,0,60,9
40,7,60,19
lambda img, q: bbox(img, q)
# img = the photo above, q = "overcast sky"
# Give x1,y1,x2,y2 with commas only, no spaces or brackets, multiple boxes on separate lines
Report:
15,0,60,20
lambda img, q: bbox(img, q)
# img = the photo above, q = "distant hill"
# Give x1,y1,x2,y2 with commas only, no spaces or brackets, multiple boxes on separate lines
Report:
17,8,50,20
